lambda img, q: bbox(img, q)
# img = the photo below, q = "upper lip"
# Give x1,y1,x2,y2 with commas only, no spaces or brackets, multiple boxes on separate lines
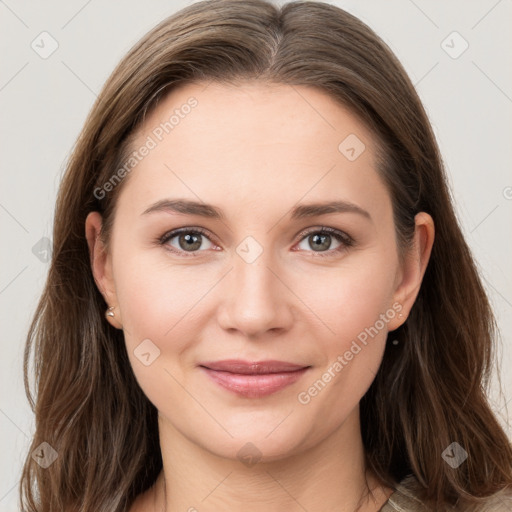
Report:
199,360,310,374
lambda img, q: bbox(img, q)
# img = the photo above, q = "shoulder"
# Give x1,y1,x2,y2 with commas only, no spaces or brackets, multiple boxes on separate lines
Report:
380,474,512,512
471,490,512,512
379,474,431,512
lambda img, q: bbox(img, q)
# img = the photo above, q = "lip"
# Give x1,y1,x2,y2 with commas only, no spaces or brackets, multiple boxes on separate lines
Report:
199,360,311,398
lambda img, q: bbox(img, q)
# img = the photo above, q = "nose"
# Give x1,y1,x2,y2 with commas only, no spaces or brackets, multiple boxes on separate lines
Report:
217,249,294,339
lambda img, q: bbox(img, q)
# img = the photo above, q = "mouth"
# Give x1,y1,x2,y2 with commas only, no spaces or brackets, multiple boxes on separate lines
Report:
198,360,311,398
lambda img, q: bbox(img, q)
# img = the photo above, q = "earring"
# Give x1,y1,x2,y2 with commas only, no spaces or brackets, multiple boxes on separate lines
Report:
105,306,115,318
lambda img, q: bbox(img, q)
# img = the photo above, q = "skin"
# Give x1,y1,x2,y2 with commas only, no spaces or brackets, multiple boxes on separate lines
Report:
85,81,434,512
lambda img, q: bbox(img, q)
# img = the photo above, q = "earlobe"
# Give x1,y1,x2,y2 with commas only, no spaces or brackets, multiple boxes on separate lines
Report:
85,212,123,329
389,212,435,330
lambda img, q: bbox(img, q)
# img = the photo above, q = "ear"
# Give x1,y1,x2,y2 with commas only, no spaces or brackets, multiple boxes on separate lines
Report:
85,211,123,329
388,212,435,331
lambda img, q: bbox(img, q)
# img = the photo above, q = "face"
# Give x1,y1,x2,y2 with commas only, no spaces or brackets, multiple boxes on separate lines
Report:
88,81,420,462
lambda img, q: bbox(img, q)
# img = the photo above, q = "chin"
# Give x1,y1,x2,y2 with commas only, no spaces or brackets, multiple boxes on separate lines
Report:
193,416,316,464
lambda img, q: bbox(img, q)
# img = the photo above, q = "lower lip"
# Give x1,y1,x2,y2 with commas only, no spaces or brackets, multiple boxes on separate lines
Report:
200,367,309,398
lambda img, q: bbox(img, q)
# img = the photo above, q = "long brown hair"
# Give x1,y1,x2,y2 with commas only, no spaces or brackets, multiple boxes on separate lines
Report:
20,0,512,510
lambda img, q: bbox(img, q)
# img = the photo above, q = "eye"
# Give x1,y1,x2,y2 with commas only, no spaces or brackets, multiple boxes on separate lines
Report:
160,227,217,257
294,226,354,257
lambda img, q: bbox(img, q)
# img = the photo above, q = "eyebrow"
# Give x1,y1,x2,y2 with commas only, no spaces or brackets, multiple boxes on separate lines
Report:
141,198,371,221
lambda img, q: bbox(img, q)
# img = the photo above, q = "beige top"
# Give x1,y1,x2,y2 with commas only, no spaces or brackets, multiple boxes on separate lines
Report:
379,474,512,512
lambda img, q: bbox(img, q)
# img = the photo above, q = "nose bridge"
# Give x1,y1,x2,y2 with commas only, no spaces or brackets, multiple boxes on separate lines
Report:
234,248,276,298
218,236,291,336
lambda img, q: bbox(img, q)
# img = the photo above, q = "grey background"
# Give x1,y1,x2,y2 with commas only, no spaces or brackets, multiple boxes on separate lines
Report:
1,0,511,509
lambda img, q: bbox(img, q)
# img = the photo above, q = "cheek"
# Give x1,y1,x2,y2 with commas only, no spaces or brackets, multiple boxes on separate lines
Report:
114,258,200,346
294,252,398,344
112,255,207,409
111,248,234,397
292,248,398,401
294,260,396,429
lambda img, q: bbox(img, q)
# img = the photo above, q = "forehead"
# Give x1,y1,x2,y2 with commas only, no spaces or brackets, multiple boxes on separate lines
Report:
119,81,389,221
136,80,375,153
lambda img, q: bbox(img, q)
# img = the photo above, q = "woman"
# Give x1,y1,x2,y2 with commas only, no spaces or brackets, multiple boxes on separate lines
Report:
20,1,512,511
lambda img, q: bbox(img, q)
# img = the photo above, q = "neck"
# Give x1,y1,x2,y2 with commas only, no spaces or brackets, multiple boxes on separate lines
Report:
141,408,393,512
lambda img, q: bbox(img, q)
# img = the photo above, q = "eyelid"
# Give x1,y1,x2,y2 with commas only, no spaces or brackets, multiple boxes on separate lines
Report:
295,225,352,243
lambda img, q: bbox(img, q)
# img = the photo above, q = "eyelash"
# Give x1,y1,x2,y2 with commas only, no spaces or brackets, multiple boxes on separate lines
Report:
158,226,354,259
